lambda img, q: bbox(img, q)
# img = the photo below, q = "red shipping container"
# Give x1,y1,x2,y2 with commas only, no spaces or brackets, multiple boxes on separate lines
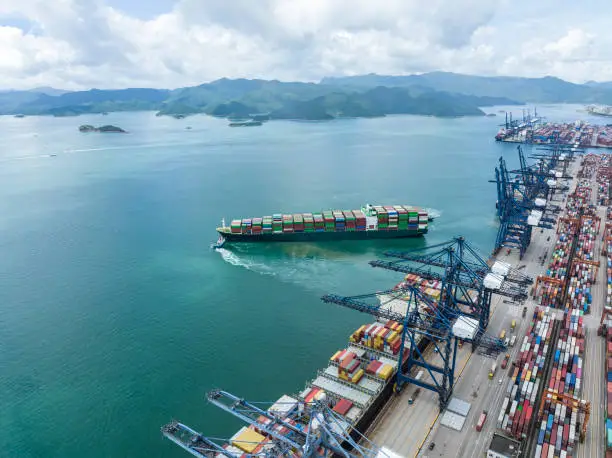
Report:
340,354,356,370
366,360,382,374
333,398,353,416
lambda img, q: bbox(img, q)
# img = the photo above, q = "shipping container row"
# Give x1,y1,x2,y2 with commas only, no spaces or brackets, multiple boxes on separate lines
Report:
536,159,601,458
496,307,556,440
547,309,584,398
604,174,612,458
229,206,429,234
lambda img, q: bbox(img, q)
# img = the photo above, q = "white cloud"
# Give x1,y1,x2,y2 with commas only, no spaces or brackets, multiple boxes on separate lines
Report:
0,0,611,89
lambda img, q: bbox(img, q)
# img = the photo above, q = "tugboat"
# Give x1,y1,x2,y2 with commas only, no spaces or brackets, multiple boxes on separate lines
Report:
211,219,227,249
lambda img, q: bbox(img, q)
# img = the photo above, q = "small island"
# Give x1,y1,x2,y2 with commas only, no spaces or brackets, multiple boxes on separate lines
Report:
79,124,127,133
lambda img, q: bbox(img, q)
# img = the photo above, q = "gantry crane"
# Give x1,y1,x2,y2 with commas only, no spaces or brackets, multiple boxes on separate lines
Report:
368,237,531,338
321,238,532,410
491,146,563,258
163,389,388,458
322,284,488,410
537,388,590,443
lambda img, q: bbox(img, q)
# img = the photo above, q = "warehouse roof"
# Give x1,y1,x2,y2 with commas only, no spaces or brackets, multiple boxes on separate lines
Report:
488,433,520,458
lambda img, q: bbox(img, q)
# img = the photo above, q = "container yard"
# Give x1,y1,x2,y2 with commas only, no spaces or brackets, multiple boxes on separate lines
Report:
496,120,612,150
164,144,612,457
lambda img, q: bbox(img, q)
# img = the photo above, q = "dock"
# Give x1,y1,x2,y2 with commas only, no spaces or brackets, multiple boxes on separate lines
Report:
367,155,608,458
496,121,612,150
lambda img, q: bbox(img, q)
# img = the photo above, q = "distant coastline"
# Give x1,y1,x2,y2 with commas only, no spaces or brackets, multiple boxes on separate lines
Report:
0,73,534,121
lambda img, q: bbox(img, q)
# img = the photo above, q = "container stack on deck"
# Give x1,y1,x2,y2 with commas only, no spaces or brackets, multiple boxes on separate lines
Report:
211,315,414,456
226,206,427,235
496,307,556,440
397,273,442,302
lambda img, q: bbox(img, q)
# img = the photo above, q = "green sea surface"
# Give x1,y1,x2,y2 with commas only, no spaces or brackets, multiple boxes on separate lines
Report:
0,104,594,457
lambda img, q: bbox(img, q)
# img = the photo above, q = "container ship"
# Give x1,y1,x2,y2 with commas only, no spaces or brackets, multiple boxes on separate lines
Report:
171,275,438,456
216,204,430,244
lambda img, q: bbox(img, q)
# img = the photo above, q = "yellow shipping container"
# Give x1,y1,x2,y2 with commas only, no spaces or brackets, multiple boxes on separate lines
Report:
231,427,266,453
351,369,364,383
386,330,397,342
331,351,342,362
378,364,394,380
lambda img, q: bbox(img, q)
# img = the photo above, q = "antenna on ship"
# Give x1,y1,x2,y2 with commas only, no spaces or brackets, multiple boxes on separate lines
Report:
221,217,226,228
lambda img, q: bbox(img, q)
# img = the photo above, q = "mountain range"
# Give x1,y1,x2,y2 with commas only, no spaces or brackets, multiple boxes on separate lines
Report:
2,72,611,121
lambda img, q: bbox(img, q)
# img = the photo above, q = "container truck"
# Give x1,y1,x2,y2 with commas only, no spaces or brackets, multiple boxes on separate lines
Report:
511,319,516,330
501,353,510,369
489,362,497,379
476,411,488,432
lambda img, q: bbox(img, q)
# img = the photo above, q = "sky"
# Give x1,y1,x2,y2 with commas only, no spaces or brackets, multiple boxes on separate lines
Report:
1,0,611,90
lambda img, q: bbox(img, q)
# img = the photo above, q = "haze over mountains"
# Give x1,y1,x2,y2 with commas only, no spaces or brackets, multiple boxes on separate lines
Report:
2,72,611,121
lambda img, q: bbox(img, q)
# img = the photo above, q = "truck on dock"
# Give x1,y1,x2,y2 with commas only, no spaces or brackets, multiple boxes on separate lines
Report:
509,335,516,347
476,411,488,432
522,306,527,318
511,319,516,330
499,329,506,340
489,362,497,379
501,353,510,369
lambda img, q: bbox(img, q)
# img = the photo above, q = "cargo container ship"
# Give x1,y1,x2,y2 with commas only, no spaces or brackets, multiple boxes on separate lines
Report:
205,277,436,456
216,204,430,245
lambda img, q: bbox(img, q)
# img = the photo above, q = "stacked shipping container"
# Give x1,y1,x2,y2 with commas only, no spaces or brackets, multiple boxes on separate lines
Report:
496,307,556,440
226,206,428,235
349,322,403,355
547,310,584,398
535,159,601,458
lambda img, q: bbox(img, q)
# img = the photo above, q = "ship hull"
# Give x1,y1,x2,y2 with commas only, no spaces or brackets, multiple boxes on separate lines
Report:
218,228,427,243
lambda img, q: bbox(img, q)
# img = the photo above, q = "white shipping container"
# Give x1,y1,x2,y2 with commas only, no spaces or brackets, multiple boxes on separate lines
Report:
510,400,518,417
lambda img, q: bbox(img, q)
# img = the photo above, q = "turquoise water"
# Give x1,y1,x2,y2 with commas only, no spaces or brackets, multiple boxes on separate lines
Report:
0,104,596,457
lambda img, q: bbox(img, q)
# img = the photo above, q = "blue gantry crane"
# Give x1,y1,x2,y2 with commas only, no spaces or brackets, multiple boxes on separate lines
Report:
322,237,532,410
370,236,531,333
162,389,388,458
491,146,564,258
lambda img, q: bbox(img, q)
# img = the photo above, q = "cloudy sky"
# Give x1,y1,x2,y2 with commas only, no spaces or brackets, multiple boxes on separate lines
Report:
1,0,610,90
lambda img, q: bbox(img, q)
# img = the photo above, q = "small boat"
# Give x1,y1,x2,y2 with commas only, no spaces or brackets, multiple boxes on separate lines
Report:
229,120,262,127
211,220,227,249
211,234,226,249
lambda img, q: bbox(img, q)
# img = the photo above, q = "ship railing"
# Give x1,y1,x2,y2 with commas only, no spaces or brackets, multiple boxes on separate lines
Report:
317,369,381,397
